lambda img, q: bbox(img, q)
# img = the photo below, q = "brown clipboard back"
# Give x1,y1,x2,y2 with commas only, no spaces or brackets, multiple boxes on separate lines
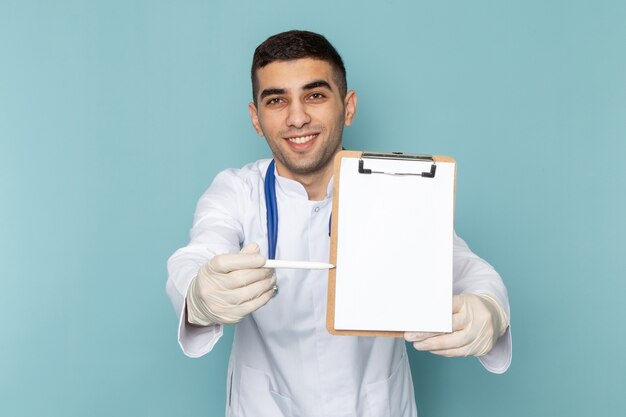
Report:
326,150,456,337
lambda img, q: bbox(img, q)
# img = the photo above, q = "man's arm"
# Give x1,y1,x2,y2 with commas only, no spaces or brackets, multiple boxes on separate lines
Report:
185,242,275,326
405,232,512,373
166,169,249,357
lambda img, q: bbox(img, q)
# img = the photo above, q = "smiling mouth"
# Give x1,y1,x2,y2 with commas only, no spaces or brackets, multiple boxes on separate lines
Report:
286,133,318,144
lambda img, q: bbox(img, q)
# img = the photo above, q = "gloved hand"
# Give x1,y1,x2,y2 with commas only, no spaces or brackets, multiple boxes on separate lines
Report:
404,293,508,357
186,243,276,326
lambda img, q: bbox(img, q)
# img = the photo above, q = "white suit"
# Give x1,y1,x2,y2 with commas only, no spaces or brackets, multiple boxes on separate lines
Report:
167,159,512,417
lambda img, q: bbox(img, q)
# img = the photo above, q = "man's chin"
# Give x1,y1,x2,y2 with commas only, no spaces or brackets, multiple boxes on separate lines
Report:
280,158,326,176
274,146,338,177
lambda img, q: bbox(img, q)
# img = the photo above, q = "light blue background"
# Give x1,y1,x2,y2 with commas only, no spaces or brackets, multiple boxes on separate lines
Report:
2,1,625,416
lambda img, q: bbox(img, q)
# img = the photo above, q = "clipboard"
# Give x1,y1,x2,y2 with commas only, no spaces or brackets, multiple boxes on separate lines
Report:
327,150,456,337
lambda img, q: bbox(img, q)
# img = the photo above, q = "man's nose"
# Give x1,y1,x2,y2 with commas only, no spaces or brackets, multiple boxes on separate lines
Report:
285,101,311,128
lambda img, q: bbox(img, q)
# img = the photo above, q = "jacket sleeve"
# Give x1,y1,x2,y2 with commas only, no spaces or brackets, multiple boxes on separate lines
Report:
452,231,512,374
166,170,245,358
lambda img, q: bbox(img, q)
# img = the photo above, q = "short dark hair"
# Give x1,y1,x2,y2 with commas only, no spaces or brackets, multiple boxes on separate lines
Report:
251,30,347,105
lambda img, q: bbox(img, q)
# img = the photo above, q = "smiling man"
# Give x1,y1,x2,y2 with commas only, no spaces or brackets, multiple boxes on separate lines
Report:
167,30,512,417
249,48,356,200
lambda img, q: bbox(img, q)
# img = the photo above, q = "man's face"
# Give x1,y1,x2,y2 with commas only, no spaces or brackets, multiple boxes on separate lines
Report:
249,58,356,180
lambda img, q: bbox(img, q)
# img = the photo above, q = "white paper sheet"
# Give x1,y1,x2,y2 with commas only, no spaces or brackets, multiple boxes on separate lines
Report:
333,157,455,332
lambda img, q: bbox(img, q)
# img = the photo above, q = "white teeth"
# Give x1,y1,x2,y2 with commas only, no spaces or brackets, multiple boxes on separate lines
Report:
288,134,316,144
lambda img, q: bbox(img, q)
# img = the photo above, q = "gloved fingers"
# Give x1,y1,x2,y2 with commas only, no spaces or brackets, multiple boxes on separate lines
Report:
404,331,444,342
211,309,246,325
452,307,470,331
410,328,473,353
405,296,469,342
195,291,252,325
235,286,276,316
230,275,277,304
452,294,466,313
428,328,494,357
229,267,274,289
240,242,261,254
426,346,473,358
208,251,266,274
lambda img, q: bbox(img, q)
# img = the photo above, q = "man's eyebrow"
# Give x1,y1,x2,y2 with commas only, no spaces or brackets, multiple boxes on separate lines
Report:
259,88,286,100
303,80,333,91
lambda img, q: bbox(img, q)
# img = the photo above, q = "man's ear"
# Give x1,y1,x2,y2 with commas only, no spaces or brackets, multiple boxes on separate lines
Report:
249,102,264,136
343,90,357,126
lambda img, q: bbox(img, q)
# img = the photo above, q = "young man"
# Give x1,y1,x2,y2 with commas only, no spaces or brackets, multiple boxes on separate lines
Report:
167,30,511,417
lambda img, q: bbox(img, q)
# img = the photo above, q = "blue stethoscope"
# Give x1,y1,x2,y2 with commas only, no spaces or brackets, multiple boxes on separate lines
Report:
264,159,331,259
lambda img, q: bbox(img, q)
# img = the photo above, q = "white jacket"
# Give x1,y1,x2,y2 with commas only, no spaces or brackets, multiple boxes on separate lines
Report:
167,159,512,417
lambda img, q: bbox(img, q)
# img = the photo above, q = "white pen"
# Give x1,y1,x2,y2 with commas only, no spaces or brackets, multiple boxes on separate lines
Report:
263,260,335,270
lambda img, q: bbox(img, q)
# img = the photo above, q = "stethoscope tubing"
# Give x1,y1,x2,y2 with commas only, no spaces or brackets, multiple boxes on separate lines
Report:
265,160,279,259
264,159,331,260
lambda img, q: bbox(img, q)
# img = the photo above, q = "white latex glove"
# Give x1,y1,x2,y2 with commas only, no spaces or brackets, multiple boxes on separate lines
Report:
186,243,276,326
404,293,508,357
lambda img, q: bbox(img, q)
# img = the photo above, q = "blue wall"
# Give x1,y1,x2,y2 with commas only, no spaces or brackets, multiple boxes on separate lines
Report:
2,1,624,416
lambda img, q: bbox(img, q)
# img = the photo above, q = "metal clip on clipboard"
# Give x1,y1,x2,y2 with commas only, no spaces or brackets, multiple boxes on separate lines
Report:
357,152,437,178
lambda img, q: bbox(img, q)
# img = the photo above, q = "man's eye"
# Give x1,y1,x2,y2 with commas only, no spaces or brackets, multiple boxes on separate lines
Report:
309,93,325,100
266,98,283,105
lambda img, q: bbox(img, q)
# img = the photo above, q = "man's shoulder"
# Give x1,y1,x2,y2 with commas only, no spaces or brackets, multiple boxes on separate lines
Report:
210,158,272,191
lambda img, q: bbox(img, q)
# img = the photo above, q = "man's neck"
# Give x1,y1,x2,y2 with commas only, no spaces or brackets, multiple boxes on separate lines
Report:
296,168,333,201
